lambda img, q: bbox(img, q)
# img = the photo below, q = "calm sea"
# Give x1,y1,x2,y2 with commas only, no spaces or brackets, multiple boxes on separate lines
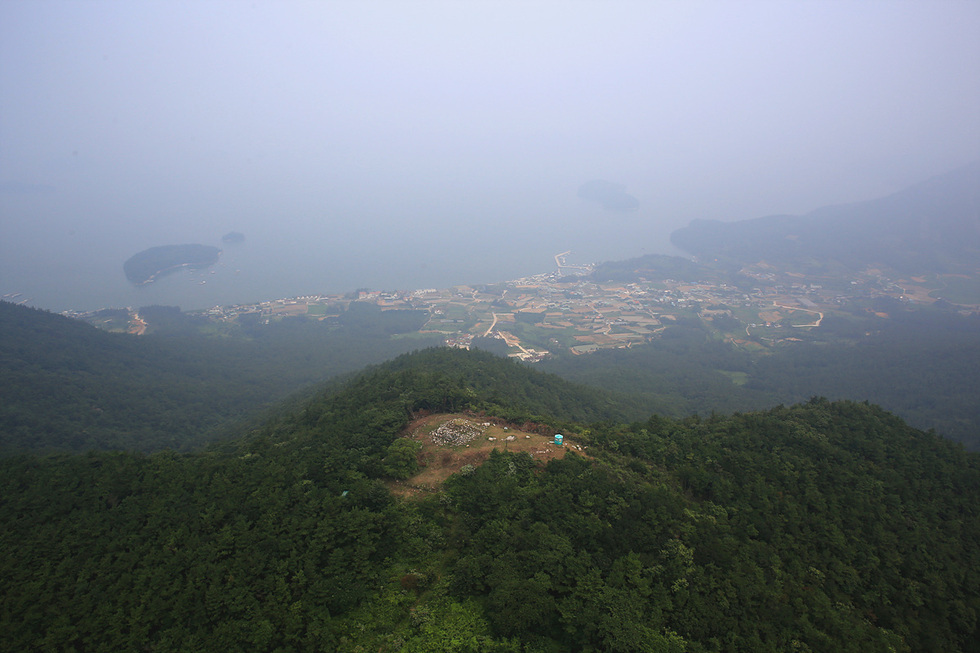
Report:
1,184,680,313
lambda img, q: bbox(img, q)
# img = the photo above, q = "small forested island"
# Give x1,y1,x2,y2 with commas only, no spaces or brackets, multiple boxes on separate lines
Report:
222,231,245,244
123,244,221,285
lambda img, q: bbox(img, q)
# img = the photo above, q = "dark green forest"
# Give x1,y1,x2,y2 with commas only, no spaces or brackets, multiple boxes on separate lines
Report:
0,300,441,453
1,348,979,651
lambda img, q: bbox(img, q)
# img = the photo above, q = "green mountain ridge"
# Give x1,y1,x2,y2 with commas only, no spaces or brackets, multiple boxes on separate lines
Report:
2,348,978,651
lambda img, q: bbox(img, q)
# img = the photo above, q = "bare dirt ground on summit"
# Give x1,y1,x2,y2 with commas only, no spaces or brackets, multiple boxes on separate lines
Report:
387,413,588,498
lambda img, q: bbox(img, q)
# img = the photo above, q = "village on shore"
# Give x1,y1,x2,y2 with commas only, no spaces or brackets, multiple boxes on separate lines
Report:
67,252,978,361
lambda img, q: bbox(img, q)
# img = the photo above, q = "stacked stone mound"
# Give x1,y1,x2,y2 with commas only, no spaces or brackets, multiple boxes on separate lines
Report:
430,419,488,446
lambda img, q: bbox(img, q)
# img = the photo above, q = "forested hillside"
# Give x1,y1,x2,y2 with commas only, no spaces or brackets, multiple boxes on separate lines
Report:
2,348,977,652
6,293,979,457
0,300,441,452
540,306,980,450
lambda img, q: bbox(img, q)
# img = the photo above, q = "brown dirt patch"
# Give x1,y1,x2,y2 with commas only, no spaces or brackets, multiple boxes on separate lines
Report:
387,413,589,498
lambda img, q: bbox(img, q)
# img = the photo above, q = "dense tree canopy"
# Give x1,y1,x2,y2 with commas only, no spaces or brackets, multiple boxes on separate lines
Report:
1,349,977,651
0,301,441,453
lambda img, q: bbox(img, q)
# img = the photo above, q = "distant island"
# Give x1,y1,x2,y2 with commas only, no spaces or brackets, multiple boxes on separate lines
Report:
222,231,245,244
577,179,639,211
123,244,221,285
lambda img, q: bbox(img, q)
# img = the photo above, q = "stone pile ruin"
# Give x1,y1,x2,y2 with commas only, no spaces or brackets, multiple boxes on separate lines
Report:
429,419,488,446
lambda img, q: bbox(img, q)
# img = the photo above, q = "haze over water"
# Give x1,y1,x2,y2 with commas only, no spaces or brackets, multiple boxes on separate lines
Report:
2,173,673,311
2,1,978,312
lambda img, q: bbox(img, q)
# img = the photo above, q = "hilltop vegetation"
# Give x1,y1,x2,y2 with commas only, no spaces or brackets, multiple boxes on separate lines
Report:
1,348,978,651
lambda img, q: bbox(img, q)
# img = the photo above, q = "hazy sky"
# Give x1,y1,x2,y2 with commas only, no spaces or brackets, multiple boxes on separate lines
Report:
2,1,979,310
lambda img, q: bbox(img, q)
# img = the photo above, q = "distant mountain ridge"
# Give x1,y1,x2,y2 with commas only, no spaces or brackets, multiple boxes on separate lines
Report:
670,160,980,273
